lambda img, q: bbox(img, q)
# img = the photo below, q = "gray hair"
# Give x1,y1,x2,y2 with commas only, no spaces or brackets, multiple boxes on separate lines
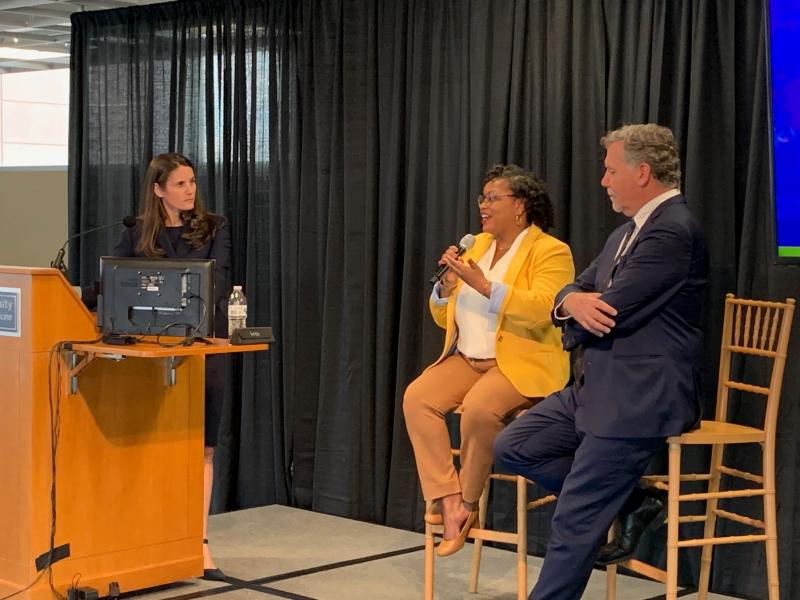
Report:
601,124,681,188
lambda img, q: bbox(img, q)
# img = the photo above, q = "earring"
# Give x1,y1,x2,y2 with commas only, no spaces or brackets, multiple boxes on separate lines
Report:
515,214,521,226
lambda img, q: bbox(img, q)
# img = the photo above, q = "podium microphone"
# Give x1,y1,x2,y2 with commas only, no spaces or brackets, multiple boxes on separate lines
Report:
51,216,137,274
429,233,476,284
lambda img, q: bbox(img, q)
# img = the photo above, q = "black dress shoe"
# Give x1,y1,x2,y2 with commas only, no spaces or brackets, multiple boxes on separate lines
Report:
201,538,227,581
596,488,667,566
202,568,227,581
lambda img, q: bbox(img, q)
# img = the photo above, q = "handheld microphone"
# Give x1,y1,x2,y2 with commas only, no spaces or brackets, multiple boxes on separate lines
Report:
51,215,137,274
429,233,476,284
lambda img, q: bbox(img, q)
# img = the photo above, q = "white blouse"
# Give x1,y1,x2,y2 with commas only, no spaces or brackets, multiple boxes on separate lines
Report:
455,227,529,359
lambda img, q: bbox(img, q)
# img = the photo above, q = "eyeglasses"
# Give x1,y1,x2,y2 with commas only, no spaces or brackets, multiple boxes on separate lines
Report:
476,193,516,206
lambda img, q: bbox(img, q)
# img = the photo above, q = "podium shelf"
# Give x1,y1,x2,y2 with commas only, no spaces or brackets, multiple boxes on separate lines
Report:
66,337,268,391
69,337,268,357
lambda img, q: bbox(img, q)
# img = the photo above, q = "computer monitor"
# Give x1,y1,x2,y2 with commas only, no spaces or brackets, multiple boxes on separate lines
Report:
97,257,215,338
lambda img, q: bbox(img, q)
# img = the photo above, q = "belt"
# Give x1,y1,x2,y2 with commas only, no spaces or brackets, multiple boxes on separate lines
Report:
458,352,497,370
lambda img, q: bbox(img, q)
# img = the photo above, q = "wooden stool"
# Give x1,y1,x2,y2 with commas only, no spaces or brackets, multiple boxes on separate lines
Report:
606,294,795,600
424,405,556,600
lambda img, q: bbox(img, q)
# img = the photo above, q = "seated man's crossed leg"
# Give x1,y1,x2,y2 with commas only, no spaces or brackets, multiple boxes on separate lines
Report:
494,388,663,600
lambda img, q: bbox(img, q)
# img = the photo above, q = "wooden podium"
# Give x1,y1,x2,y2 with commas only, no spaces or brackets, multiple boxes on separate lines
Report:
0,267,267,600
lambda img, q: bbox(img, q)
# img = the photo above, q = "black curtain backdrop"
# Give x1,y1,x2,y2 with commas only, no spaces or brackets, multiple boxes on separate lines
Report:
67,1,800,597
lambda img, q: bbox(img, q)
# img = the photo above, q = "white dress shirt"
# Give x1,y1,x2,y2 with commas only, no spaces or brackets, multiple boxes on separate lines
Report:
556,188,681,318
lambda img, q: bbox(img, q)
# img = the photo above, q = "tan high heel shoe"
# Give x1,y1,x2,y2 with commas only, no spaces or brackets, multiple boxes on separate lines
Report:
436,510,478,557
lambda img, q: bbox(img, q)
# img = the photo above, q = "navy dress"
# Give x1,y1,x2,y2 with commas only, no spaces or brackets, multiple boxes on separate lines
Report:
113,215,232,447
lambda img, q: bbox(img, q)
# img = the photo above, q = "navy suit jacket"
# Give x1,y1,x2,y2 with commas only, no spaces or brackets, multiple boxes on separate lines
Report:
555,195,708,438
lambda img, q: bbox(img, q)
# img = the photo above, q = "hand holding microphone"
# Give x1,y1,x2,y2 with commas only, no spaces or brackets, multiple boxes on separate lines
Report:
429,233,475,284
435,246,461,293
429,233,493,298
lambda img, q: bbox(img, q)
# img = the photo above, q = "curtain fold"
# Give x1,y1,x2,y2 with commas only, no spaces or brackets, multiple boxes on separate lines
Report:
69,1,800,595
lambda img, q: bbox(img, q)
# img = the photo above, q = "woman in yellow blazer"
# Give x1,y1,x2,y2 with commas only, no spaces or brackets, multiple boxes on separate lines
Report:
403,165,574,557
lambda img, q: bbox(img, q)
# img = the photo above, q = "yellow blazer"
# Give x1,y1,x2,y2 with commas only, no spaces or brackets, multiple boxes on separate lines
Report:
429,226,574,397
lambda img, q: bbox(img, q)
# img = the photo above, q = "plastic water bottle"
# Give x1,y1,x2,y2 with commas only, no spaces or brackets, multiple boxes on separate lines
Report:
228,285,247,337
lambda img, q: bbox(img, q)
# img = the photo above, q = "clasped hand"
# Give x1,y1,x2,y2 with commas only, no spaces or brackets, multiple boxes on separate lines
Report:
562,292,618,336
439,246,489,296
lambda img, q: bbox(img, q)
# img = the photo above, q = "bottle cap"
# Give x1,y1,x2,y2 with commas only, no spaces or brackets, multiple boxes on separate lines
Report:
233,285,242,290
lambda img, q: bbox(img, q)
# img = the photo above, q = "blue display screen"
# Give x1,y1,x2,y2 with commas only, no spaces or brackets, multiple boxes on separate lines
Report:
770,0,800,259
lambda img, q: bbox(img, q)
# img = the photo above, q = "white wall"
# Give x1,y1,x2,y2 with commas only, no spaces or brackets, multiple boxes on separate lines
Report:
0,167,67,267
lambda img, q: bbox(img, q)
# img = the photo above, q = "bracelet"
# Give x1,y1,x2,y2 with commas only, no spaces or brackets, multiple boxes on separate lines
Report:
481,279,491,297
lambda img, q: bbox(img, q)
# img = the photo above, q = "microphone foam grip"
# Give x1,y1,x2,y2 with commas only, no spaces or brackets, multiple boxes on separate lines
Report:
458,233,476,252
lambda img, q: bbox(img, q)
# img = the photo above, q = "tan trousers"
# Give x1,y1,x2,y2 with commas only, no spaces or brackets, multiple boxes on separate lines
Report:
403,353,533,503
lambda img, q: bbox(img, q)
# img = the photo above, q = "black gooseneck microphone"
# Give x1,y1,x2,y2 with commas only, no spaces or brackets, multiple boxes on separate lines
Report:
429,233,477,284
51,215,137,274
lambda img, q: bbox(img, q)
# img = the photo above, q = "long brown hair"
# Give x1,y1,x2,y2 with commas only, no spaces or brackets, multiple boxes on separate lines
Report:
136,152,219,256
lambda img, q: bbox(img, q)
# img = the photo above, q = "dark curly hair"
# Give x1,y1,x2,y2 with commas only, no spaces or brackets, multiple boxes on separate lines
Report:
482,164,554,232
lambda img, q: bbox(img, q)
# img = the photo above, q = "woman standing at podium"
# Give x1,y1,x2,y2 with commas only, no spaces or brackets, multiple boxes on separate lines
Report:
114,152,231,581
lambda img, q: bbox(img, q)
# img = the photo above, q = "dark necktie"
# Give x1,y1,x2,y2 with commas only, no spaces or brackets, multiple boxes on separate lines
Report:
572,220,636,388
603,221,636,290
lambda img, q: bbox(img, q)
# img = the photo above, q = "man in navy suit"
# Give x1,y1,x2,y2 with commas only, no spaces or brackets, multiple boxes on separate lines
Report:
493,124,708,600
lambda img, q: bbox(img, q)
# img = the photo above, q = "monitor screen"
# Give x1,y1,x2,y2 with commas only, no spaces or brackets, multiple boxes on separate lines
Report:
98,257,215,337
768,0,800,262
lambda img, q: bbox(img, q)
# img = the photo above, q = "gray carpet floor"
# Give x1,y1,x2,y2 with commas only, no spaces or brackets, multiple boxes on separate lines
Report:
124,505,740,600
